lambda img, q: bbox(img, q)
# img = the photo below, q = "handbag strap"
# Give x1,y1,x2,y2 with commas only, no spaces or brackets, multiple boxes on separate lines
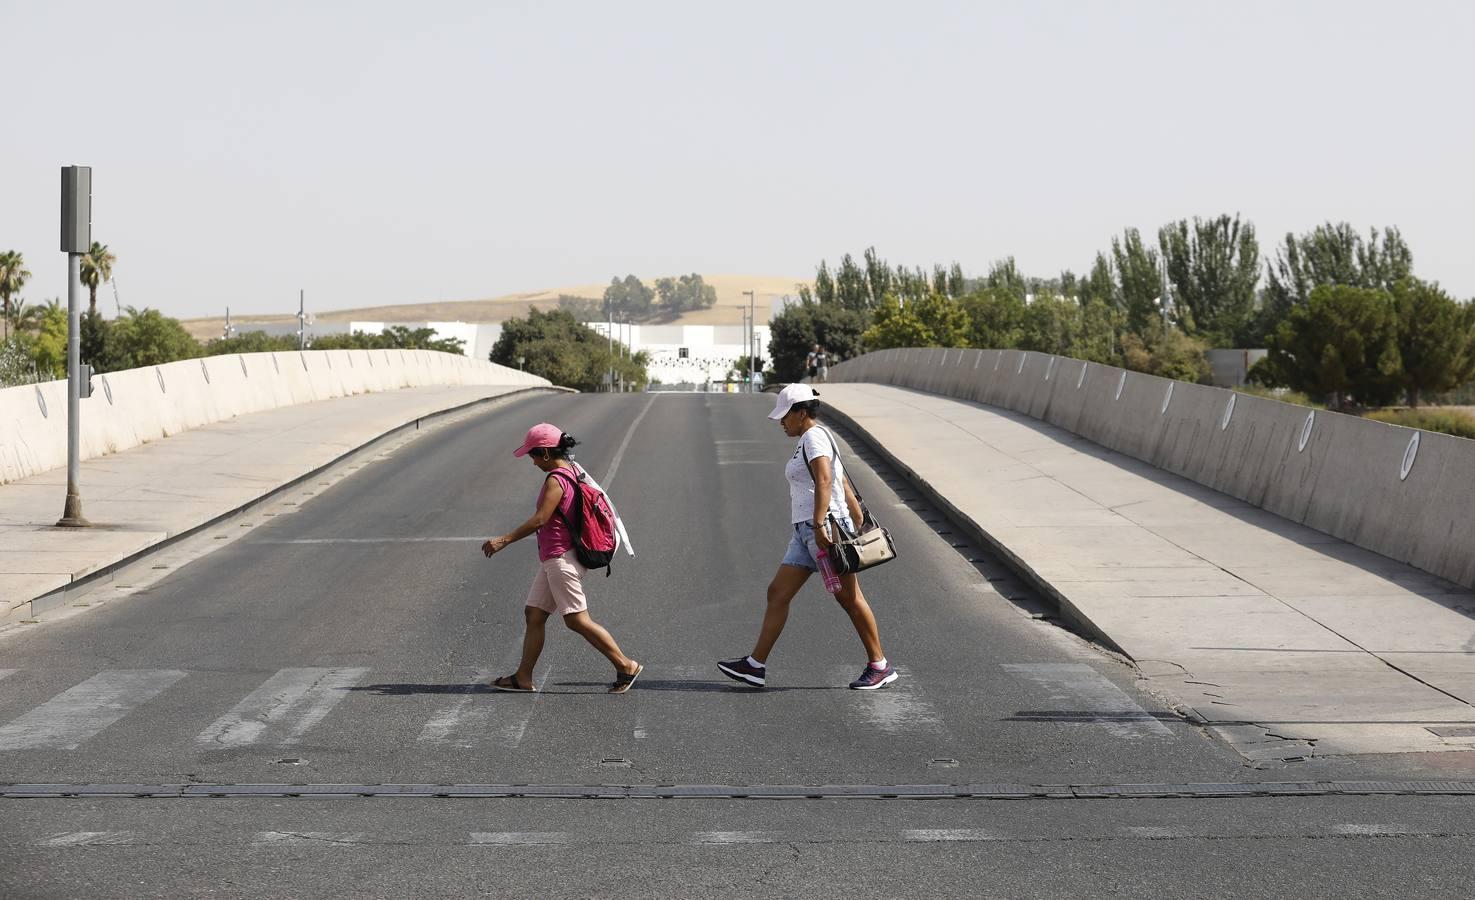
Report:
799,426,869,522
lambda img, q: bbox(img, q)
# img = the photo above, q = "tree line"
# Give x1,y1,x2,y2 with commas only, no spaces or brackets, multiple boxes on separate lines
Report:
558,273,718,322
0,245,466,387
767,220,1475,413
489,307,647,392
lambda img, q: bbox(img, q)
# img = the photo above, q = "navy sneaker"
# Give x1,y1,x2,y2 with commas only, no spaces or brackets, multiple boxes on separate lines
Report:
717,657,766,688
849,663,899,690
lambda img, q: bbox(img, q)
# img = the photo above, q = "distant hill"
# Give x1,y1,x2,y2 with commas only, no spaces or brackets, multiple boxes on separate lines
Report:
181,274,808,341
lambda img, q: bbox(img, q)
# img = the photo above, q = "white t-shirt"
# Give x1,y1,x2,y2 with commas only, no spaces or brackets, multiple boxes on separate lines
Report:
785,426,847,525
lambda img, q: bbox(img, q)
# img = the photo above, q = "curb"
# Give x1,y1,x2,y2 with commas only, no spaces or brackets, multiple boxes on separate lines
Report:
11,386,573,625
821,401,1128,657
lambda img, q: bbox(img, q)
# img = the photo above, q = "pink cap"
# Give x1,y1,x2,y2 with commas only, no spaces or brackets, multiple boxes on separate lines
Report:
513,422,563,457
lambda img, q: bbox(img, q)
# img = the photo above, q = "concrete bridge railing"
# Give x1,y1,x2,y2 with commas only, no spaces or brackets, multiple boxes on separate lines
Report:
0,349,549,485
831,348,1475,590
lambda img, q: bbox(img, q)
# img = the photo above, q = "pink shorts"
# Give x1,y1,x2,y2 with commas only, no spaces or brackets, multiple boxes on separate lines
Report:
525,552,588,616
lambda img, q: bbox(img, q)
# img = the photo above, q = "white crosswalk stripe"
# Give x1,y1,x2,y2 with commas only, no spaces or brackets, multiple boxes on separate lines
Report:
1002,663,1174,738
0,670,187,750
37,831,137,847
196,668,368,748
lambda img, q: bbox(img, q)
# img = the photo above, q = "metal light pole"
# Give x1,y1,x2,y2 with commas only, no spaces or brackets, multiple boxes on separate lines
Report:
297,289,307,350
606,297,613,393
57,165,92,528
742,290,756,393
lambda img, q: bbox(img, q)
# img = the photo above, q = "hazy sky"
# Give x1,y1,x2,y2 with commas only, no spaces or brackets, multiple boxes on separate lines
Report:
4,0,1472,319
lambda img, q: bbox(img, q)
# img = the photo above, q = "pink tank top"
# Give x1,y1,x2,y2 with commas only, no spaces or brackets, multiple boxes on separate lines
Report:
535,467,579,562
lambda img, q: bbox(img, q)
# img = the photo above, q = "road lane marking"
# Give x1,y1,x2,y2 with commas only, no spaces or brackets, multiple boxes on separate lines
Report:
603,394,659,488
836,667,944,735
197,668,367,748
1329,824,1415,836
694,831,783,844
255,829,370,845
901,829,1002,842
470,832,570,845
1002,663,1174,738
419,667,543,748
0,670,187,750
37,831,136,846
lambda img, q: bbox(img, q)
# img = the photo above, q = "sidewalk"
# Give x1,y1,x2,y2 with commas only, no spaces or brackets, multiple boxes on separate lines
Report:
823,383,1475,759
2,385,558,622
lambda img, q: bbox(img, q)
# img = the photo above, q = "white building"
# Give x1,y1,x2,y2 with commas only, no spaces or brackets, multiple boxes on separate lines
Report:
586,322,771,388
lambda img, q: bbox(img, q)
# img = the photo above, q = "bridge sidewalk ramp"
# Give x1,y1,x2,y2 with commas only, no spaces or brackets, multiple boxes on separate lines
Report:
822,383,1475,760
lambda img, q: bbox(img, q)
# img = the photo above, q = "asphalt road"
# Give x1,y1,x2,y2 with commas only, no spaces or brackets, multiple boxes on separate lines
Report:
3,392,1474,898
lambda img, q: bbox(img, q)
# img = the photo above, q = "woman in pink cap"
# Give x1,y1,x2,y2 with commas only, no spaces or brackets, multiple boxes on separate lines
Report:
481,423,642,694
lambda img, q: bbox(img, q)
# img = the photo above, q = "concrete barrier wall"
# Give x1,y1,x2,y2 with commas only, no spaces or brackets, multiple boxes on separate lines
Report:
0,350,550,485
830,350,1475,590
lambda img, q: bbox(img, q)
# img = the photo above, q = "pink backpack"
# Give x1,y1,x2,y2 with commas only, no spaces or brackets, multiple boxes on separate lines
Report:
549,468,617,575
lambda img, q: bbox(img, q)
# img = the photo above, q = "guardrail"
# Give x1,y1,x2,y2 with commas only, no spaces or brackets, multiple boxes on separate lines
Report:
0,350,549,485
832,348,1475,590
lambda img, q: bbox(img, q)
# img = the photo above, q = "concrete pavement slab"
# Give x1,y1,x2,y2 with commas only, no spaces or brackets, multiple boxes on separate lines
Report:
822,383,1475,758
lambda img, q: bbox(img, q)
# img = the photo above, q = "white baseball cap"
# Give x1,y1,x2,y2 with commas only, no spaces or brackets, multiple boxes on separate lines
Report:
767,383,819,420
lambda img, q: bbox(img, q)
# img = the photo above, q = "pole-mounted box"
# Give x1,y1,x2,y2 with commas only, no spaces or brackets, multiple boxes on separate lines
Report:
60,166,92,254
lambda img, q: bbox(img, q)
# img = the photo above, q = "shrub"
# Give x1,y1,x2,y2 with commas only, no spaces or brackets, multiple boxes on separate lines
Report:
1363,408,1475,440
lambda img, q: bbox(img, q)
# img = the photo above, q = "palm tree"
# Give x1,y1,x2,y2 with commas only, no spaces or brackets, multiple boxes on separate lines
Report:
79,241,116,317
0,250,32,340
10,297,48,333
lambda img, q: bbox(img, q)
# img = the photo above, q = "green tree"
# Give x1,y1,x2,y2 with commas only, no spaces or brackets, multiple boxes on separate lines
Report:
30,302,69,379
0,335,39,387
959,287,1026,349
767,302,869,381
203,331,302,355
1019,293,1080,355
556,294,603,320
863,247,892,306
1111,228,1162,335
602,275,654,320
1259,284,1402,410
1392,279,1475,407
833,253,870,310
79,241,116,317
861,295,933,350
100,307,201,371
1080,253,1116,308
81,311,110,368
0,250,32,339
1119,320,1212,383
1263,223,1412,326
1073,297,1122,365
490,307,646,391
985,257,1027,302
654,273,718,314
1158,214,1260,345
814,261,836,305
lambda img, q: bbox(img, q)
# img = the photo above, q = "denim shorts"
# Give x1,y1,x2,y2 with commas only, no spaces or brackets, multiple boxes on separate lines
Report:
781,518,855,572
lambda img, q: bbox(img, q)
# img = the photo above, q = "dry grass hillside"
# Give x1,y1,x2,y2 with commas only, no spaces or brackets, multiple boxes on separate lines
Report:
182,274,808,341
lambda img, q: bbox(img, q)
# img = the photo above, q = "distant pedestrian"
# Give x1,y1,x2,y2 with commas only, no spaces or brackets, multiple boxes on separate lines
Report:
482,423,643,694
815,345,830,383
806,344,820,382
717,384,899,690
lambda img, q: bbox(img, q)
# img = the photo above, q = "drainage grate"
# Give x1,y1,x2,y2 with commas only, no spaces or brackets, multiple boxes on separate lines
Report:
6,781,1475,800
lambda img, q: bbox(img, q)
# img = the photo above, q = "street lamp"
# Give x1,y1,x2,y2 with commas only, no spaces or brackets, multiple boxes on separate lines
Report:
742,290,756,393
57,165,93,528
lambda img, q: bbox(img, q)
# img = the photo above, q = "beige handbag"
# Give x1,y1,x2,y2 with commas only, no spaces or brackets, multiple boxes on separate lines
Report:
803,428,898,574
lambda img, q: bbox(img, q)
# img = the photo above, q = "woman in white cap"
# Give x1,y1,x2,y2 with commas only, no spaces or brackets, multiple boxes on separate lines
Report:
717,384,898,690
482,423,643,694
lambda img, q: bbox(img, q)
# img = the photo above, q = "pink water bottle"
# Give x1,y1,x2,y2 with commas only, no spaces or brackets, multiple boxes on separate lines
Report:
816,528,843,594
